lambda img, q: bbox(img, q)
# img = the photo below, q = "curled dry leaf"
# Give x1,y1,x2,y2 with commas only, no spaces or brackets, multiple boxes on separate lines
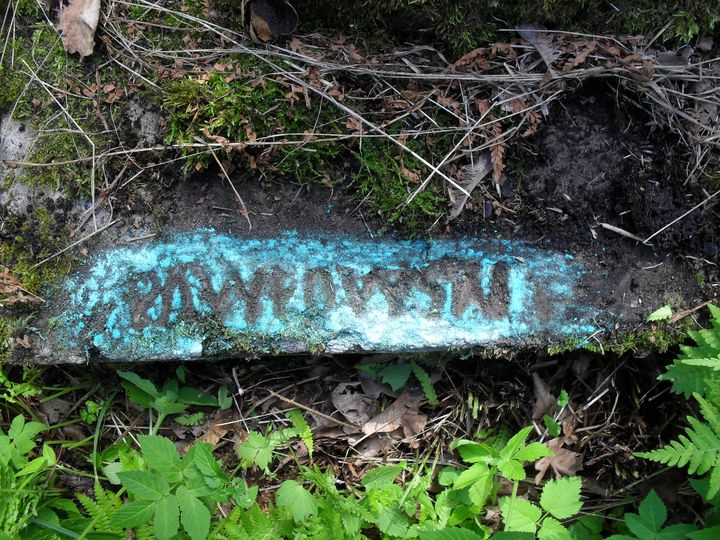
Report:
58,0,101,57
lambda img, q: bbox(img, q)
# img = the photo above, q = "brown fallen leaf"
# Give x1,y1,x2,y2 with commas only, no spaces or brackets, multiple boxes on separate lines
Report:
362,388,424,436
534,437,583,484
449,151,492,221
332,383,372,427
518,24,559,76
1,266,44,305
532,372,555,420
58,0,101,57
402,413,428,447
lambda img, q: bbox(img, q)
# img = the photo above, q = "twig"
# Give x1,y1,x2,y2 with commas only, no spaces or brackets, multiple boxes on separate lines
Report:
643,189,720,244
29,220,119,270
267,390,355,429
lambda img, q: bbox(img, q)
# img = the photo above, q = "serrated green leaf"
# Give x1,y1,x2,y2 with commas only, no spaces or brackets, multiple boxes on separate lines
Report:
419,527,486,540
438,467,459,486
237,431,274,469
638,490,667,531
557,390,569,407
112,500,156,528
659,523,698,539
375,506,409,537
453,463,490,490
362,462,406,489
543,416,562,437
276,480,318,522
154,494,179,540
538,517,572,540
177,486,211,540
625,513,657,539
499,497,541,533
498,459,526,481
688,525,720,539
540,476,582,519
647,305,673,322
499,426,534,462
381,364,413,391
217,386,233,410
117,471,169,500
138,435,182,483
453,441,497,464
467,472,493,510
177,387,218,406
411,360,438,405
286,409,313,458
117,371,158,401
514,442,553,463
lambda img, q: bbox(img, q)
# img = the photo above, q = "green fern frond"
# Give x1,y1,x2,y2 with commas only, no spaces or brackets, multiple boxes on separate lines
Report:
76,492,114,533
134,521,155,540
658,304,720,398
637,393,720,497
175,411,206,425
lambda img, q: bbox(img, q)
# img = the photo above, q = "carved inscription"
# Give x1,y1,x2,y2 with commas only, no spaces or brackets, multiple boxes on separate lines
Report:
58,231,598,359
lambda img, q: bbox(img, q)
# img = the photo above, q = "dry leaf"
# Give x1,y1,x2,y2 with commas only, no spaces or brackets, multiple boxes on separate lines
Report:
362,388,424,436
490,123,506,184
332,383,372,426
58,0,101,57
534,437,583,484
449,151,492,221
1,266,44,305
532,372,555,420
401,412,428,446
518,24,559,75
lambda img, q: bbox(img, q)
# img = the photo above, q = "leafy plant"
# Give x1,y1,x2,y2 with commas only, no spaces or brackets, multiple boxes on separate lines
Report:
357,359,439,404
638,306,720,498
437,426,553,527
236,409,314,471
606,490,698,540
117,370,231,434
0,415,54,538
636,393,720,498
499,476,582,536
112,434,228,540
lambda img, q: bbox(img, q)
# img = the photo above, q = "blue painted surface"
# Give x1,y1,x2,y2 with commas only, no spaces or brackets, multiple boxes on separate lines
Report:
57,230,599,360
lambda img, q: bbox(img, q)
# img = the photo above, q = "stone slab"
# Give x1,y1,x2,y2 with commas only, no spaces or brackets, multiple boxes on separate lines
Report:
11,174,703,363
39,229,600,361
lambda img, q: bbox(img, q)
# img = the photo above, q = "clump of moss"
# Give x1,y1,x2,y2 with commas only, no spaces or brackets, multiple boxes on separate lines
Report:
162,62,446,227
0,204,76,295
355,139,445,230
162,62,345,182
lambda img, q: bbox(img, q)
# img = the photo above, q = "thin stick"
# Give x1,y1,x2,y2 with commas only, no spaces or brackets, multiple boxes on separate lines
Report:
267,390,355,429
206,143,252,229
29,220,119,270
643,189,720,244
599,222,647,244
